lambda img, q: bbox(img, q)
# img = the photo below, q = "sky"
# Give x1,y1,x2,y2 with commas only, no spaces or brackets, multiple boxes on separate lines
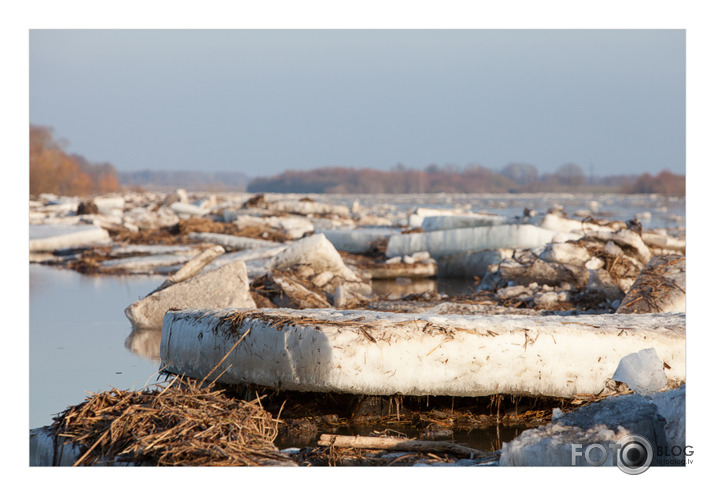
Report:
29,28,685,178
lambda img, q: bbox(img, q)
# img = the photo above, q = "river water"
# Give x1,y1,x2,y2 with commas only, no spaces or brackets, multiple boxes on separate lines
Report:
29,265,166,429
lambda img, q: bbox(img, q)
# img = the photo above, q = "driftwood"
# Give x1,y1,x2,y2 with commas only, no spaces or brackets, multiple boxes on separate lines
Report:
317,434,492,458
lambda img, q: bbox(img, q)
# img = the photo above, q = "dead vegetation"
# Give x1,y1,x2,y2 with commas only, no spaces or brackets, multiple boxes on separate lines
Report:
61,214,291,274
51,375,293,466
206,308,506,344
250,270,333,309
112,227,192,246
64,246,116,274
174,217,291,243
617,254,685,313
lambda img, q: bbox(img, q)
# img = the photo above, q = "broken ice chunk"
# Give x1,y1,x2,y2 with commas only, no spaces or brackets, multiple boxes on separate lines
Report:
612,348,668,395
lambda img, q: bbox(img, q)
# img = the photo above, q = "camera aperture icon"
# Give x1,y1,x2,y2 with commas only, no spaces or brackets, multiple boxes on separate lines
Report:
616,434,653,475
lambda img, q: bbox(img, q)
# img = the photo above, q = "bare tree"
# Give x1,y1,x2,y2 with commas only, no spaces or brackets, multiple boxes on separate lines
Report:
556,163,585,187
501,163,539,185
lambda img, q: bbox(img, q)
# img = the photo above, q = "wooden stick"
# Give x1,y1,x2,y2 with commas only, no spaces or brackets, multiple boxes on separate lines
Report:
318,434,492,458
73,430,109,466
202,328,252,387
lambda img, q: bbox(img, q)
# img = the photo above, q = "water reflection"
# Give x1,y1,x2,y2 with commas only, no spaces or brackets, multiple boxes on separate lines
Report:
29,264,166,428
371,278,437,299
125,327,162,362
285,421,527,453
371,277,478,299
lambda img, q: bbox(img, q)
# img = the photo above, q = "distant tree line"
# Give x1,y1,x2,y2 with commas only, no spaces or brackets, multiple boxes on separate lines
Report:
30,125,120,196
248,163,685,196
249,165,512,195
29,124,250,196
618,170,685,195
29,124,684,197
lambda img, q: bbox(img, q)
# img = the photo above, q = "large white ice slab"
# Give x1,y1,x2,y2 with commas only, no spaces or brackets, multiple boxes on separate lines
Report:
641,232,686,253
169,201,209,217
541,213,615,234
187,232,280,250
223,214,316,239
29,224,111,252
30,427,82,466
160,308,684,398
92,195,125,216
407,207,466,228
100,253,198,273
270,200,350,217
420,214,506,232
318,228,396,253
386,224,579,259
109,244,201,257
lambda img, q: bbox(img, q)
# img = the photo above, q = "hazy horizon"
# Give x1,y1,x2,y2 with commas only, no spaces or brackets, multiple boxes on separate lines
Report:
30,29,685,178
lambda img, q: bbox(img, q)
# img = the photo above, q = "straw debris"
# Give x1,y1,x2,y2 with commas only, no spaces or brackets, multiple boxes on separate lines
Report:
174,217,289,242
207,309,473,343
51,376,294,466
617,254,685,314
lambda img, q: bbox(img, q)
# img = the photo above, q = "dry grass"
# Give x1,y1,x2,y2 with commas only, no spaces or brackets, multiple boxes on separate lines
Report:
51,375,294,466
175,217,290,242
619,255,685,313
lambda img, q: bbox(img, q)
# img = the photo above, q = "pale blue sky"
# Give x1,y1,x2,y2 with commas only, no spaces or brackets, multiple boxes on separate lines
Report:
30,29,685,177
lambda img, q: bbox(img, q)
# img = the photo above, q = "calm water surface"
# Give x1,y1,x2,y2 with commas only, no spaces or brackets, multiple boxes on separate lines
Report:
29,264,166,429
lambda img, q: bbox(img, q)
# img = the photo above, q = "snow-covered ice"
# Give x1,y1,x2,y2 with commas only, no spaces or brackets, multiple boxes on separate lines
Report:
385,224,579,259
29,224,111,252
160,308,684,398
